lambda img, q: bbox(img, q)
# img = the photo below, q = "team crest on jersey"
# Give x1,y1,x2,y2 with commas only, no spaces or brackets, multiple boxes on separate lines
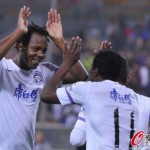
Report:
33,71,43,84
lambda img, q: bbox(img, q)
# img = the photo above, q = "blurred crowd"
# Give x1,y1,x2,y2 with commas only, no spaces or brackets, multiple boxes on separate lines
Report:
82,15,150,95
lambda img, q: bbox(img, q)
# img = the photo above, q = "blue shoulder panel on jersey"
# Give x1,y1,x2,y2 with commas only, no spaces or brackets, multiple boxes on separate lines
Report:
41,62,59,72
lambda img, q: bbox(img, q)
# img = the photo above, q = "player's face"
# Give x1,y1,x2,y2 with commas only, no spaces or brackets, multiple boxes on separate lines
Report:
23,33,48,69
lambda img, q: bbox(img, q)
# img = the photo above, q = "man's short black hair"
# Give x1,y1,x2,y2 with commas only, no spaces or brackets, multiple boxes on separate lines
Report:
15,22,49,50
92,50,127,82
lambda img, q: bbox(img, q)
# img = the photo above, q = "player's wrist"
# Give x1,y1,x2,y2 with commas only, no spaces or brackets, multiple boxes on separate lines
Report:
53,37,66,52
53,37,64,44
15,27,27,36
61,61,73,69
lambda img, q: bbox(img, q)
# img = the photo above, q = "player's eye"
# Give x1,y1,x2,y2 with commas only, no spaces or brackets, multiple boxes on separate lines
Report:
32,47,39,52
42,49,47,55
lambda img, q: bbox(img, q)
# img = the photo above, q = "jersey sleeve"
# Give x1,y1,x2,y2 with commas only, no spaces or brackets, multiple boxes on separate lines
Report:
70,107,86,146
74,107,86,131
70,128,86,146
56,81,90,105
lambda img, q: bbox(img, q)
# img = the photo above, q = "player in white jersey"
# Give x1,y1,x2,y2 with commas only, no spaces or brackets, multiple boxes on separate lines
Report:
69,94,150,149
41,46,141,150
70,41,113,147
0,6,88,150
70,67,150,148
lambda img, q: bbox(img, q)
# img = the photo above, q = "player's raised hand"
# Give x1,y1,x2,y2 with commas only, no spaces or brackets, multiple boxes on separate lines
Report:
63,36,82,66
17,6,31,33
46,9,63,40
93,40,112,55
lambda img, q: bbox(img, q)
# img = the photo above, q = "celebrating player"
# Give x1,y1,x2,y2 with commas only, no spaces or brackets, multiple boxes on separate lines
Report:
0,6,87,150
41,38,141,150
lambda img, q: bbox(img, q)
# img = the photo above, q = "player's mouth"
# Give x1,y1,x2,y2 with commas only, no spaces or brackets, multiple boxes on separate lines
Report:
32,59,41,65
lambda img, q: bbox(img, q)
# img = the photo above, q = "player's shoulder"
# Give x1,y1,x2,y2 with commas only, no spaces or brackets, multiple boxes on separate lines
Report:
69,81,90,88
39,62,59,72
89,80,117,89
0,57,9,64
136,93,150,103
65,81,90,92
73,81,90,86
0,58,14,70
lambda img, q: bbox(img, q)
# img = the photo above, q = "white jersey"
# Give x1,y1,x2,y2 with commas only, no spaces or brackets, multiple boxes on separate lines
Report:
70,107,86,146
74,107,86,132
57,80,140,150
0,58,58,150
70,94,150,148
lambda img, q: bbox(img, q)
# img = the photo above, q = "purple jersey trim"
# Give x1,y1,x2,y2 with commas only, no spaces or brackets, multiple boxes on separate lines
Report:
78,116,85,122
65,88,75,104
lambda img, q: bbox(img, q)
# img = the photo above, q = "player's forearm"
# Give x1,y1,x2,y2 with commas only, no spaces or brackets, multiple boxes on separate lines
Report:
53,37,66,53
0,28,24,60
68,60,88,82
53,38,88,82
41,62,72,104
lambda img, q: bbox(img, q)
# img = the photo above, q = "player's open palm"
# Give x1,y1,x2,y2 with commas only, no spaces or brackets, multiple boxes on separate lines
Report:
63,36,82,66
17,6,31,34
46,9,63,40
93,40,112,55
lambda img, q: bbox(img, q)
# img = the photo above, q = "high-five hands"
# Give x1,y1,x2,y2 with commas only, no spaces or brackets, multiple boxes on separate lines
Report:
63,36,82,66
17,6,31,33
93,40,112,55
46,9,63,40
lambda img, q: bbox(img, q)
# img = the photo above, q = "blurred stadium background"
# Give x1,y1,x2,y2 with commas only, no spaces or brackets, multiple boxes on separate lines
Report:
1,0,150,149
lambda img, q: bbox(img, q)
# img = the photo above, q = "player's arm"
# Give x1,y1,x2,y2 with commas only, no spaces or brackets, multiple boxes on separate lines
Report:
46,9,88,83
70,128,86,146
70,108,86,146
41,37,81,104
0,6,31,60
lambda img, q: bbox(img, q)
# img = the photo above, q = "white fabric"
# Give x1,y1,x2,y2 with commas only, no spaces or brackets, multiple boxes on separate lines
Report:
57,80,140,150
0,58,58,150
69,94,150,148
70,107,86,146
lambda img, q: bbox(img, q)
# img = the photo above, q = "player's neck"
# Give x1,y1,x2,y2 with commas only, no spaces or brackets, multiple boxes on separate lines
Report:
13,55,31,71
88,76,103,82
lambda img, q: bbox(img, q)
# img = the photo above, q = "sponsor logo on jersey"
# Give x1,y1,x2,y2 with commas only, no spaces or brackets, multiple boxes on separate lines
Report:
13,83,39,102
33,71,43,84
110,88,132,104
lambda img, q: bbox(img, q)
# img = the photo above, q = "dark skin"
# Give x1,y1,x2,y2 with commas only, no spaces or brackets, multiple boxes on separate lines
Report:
0,6,30,60
41,37,82,104
13,32,47,70
40,38,109,104
12,33,85,84
0,6,88,83
40,40,130,104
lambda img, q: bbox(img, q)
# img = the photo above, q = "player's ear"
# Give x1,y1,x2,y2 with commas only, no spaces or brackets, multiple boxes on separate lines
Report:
126,75,132,85
18,43,24,53
94,68,99,77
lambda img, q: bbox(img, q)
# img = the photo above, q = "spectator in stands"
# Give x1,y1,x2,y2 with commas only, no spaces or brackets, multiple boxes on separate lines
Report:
34,130,52,150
